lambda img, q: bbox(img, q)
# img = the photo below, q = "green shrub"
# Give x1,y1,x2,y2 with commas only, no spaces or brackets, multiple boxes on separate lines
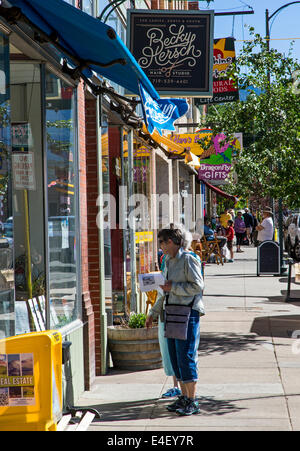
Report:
128,313,147,329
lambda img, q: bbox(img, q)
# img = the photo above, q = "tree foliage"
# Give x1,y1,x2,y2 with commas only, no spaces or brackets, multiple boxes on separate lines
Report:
200,29,300,209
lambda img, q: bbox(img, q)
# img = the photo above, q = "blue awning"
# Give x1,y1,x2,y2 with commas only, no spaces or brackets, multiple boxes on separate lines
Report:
2,0,159,99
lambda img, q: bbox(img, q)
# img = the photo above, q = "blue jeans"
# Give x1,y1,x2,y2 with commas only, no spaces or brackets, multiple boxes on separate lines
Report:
167,309,200,383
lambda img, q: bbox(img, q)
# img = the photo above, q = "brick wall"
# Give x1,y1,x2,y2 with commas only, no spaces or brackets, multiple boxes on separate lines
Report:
85,97,103,376
78,83,96,387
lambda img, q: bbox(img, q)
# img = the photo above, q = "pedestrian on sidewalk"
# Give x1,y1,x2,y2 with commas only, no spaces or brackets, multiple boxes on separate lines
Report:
251,210,258,245
225,219,235,262
243,208,254,243
146,225,204,404
234,211,246,253
256,207,274,243
220,208,232,232
146,225,204,416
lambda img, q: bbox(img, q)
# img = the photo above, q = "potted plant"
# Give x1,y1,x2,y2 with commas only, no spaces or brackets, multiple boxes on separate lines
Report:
107,313,162,371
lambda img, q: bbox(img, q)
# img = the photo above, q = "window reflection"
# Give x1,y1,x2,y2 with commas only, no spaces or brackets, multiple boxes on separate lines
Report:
10,62,45,335
0,34,13,338
46,72,78,328
82,0,94,15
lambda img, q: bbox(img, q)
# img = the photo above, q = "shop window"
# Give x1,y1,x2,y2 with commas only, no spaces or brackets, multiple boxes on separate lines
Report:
0,34,14,339
123,137,153,277
81,0,95,15
10,62,46,335
101,116,112,278
45,71,79,328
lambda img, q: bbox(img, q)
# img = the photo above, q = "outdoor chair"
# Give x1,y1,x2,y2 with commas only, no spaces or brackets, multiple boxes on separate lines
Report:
201,235,224,265
191,240,203,261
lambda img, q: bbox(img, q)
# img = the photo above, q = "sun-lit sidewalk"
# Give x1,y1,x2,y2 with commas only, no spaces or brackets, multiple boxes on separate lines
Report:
77,246,300,431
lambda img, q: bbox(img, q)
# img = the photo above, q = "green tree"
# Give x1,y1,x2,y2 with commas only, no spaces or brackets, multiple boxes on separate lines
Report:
200,29,300,209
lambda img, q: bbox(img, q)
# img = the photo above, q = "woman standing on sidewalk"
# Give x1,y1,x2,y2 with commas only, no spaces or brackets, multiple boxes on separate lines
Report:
146,225,204,416
154,227,204,400
234,211,246,253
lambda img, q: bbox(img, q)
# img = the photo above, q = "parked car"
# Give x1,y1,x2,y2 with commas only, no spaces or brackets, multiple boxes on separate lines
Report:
285,213,300,261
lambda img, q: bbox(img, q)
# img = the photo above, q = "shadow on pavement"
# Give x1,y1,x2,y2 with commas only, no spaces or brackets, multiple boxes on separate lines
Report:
76,396,245,423
250,315,300,338
196,396,245,416
199,332,262,356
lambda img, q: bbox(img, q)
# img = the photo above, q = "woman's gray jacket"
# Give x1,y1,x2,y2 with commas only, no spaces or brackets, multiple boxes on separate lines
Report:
149,248,204,320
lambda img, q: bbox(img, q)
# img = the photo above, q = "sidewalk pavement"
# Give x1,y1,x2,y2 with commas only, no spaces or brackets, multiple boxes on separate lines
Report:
77,246,300,431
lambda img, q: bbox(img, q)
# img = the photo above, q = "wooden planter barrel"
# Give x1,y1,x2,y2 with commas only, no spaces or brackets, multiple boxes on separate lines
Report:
107,326,162,371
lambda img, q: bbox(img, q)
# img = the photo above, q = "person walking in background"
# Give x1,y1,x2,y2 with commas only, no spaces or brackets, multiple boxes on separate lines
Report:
243,208,254,244
251,210,258,245
256,207,274,243
225,219,235,262
220,208,232,232
228,209,235,221
234,211,246,253
146,225,204,416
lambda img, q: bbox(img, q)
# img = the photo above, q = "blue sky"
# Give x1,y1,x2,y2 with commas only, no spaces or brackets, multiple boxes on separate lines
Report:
202,0,300,61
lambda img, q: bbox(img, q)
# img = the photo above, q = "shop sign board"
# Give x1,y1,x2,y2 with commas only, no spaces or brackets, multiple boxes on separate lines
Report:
195,37,239,106
197,130,242,183
127,9,214,97
167,129,242,183
257,241,280,276
167,129,242,156
135,231,153,243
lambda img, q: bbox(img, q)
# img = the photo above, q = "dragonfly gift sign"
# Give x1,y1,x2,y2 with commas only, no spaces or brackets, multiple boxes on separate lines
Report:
128,10,214,97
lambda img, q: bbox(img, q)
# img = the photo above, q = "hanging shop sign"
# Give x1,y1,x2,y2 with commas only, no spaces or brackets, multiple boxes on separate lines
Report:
196,129,242,183
139,82,189,135
195,37,239,106
128,10,214,97
167,131,209,155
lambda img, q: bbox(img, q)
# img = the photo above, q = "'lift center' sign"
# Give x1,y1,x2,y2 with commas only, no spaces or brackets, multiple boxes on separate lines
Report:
127,9,214,97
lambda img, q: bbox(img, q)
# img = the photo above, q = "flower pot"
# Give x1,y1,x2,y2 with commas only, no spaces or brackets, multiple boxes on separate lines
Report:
107,326,162,371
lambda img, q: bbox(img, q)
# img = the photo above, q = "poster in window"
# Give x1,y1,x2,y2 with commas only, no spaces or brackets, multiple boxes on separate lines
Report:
0,353,35,406
127,10,214,97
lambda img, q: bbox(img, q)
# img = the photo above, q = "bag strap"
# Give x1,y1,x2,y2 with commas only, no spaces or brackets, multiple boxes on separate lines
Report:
165,270,169,306
164,256,194,308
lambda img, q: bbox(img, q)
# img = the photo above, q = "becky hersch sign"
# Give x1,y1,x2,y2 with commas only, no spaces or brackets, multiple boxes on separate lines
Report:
127,10,214,97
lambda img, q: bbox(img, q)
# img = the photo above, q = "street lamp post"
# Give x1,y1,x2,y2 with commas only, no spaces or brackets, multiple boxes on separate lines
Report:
265,2,300,274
